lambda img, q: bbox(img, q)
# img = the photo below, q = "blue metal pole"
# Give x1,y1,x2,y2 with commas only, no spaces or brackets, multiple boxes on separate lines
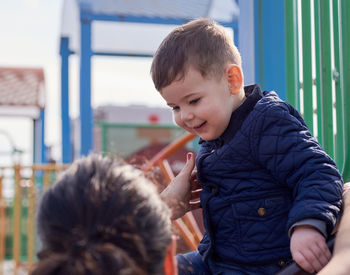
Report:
254,0,286,100
40,109,46,163
89,14,188,25
80,9,93,156
59,37,72,163
33,118,40,163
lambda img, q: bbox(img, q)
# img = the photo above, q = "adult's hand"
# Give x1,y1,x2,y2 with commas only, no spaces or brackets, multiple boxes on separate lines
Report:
160,153,202,220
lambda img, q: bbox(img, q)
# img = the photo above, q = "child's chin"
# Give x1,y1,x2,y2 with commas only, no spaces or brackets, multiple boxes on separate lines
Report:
199,135,214,141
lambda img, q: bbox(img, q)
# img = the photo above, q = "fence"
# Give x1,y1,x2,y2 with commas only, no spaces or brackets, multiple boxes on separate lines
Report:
284,0,350,181
0,164,69,274
95,122,191,159
0,123,198,274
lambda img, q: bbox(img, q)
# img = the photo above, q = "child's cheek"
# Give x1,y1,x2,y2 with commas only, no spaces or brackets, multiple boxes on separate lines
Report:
174,115,182,127
175,117,192,133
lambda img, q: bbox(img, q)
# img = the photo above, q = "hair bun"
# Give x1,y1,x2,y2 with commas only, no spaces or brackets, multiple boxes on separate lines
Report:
70,239,89,257
32,242,147,275
31,251,69,275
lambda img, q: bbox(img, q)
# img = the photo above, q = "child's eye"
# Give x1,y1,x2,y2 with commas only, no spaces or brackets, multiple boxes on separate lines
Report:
172,106,180,111
189,98,200,105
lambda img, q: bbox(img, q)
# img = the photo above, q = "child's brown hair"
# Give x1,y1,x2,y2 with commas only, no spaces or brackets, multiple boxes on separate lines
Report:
151,18,242,91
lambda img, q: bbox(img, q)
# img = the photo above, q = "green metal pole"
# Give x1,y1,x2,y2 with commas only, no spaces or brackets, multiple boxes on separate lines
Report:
339,0,350,181
101,124,108,156
318,0,334,158
332,0,344,170
314,0,323,145
301,0,313,132
284,0,299,110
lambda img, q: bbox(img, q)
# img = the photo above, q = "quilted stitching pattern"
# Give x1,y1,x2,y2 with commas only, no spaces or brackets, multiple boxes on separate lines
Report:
197,91,343,265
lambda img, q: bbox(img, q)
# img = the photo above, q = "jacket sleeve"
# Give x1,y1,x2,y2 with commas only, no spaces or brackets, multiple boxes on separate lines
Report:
251,100,343,236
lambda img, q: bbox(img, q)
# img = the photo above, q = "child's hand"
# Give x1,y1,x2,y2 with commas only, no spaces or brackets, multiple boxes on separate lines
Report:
290,225,331,273
160,153,202,220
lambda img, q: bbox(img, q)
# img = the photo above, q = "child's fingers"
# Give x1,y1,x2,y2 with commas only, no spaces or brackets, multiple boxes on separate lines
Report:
294,246,327,273
293,251,315,273
309,243,331,271
317,240,332,261
291,226,331,273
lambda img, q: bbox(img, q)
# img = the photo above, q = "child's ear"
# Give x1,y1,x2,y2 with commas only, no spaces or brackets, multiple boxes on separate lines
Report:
226,65,242,95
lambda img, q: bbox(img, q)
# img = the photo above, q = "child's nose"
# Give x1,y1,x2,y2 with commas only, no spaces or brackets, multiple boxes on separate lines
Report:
181,109,194,121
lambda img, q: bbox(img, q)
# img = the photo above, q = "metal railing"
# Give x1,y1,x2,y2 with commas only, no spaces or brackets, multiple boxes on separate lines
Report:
284,0,350,181
0,164,69,274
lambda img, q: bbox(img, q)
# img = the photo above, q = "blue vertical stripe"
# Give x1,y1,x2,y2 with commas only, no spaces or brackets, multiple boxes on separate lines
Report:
80,10,93,156
60,37,72,163
254,0,286,100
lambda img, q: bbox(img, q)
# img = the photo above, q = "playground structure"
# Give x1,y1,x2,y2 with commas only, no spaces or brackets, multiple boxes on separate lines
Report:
0,68,46,164
0,134,198,274
0,0,349,274
58,0,350,180
59,0,240,163
0,164,69,273
284,0,350,181
0,67,50,274
58,0,350,177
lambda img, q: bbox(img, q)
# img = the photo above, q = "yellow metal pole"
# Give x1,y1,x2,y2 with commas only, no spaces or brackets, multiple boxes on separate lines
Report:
12,165,21,275
0,163,70,274
43,170,50,192
31,164,70,171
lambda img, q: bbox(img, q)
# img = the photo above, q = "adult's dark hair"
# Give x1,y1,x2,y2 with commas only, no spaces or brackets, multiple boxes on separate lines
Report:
32,155,172,275
151,17,242,91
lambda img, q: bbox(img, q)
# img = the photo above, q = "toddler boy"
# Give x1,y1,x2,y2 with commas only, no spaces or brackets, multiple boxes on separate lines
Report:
152,18,343,274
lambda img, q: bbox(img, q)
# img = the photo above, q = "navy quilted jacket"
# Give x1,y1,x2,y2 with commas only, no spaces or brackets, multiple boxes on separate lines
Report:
196,85,343,265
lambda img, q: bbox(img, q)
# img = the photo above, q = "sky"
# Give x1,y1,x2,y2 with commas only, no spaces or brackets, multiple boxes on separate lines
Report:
0,0,168,165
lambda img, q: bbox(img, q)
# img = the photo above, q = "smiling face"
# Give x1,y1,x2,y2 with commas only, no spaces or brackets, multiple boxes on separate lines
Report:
160,65,245,141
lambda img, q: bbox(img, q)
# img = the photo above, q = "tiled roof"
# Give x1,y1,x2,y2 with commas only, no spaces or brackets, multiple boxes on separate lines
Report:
0,67,45,108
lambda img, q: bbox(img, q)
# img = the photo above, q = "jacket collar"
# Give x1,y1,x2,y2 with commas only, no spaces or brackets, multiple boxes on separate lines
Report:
199,84,263,146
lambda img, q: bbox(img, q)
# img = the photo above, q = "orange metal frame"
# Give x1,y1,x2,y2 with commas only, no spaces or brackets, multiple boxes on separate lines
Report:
142,132,203,251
